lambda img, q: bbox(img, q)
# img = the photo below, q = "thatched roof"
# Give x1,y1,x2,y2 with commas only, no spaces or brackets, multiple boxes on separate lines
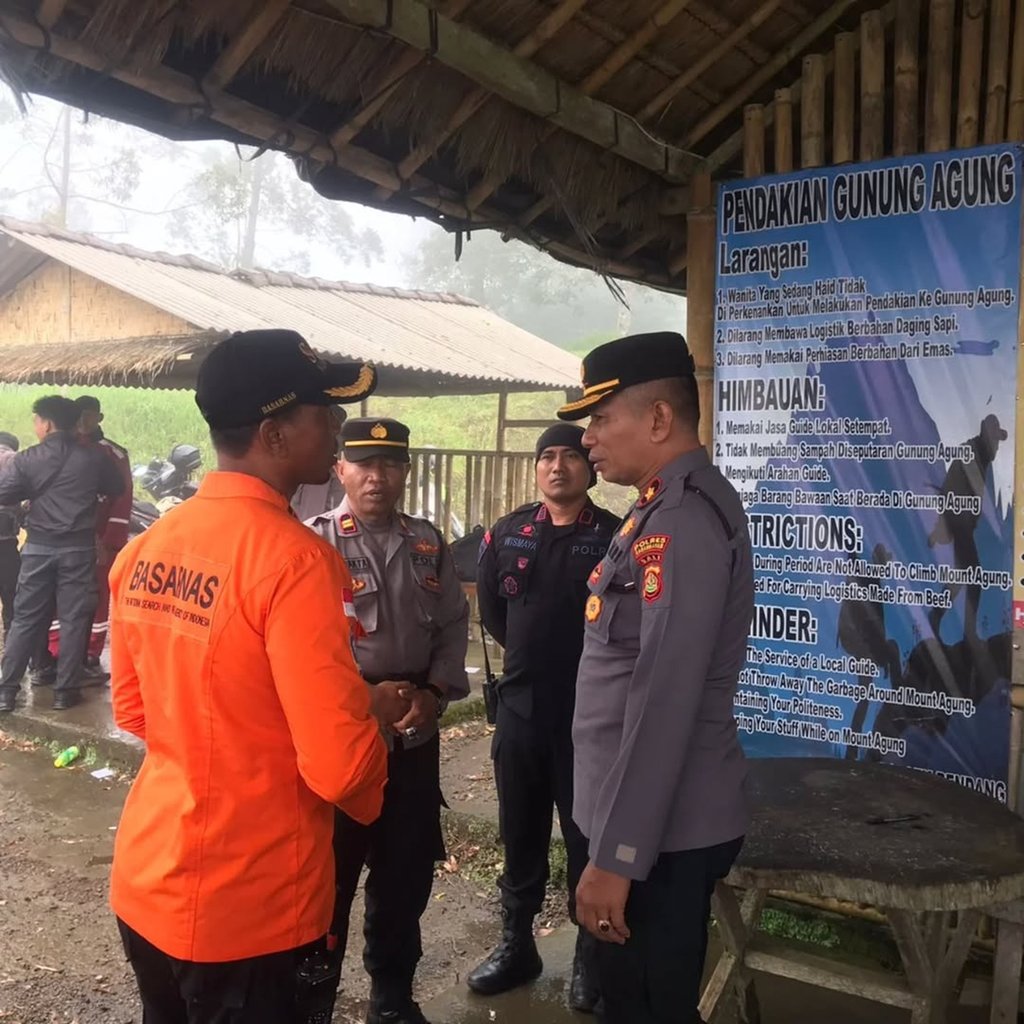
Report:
0,334,219,388
0,0,899,292
0,216,582,393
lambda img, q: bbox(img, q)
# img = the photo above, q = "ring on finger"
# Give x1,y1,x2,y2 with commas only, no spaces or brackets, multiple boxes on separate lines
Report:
597,919,611,933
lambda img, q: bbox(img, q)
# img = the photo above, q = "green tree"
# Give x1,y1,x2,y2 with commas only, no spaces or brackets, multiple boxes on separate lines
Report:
167,150,383,271
405,228,685,347
0,103,169,229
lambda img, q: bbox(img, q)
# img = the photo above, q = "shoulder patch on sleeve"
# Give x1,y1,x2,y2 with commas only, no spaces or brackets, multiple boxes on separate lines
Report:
632,534,670,565
641,564,665,603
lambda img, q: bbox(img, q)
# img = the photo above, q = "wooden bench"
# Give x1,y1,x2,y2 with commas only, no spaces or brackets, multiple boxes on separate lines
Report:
701,758,1024,1024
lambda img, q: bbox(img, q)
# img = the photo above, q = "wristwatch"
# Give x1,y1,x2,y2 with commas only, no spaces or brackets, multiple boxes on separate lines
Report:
419,683,449,717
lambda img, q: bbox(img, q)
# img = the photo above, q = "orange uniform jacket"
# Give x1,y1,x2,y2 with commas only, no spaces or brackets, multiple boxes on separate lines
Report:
109,471,387,963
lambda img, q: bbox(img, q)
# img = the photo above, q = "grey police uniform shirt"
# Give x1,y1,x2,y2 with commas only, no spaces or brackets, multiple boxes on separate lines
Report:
572,447,755,880
306,497,470,750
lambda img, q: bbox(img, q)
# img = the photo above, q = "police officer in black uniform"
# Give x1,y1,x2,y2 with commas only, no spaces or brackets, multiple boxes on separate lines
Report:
468,424,619,1012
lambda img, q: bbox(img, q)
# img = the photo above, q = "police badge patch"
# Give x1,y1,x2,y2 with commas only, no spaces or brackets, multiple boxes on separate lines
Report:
642,564,664,603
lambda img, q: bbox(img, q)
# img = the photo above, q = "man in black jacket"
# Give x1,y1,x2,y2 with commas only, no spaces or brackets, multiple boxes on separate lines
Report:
0,396,124,712
468,425,619,1012
0,432,22,637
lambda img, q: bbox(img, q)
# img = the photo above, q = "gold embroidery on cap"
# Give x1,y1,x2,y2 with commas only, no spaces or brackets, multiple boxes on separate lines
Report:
325,364,375,399
370,422,388,439
261,392,297,415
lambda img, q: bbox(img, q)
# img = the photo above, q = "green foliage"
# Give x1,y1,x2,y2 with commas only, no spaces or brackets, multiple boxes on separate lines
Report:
404,230,685,347
0,384,213,474
166,151,383,271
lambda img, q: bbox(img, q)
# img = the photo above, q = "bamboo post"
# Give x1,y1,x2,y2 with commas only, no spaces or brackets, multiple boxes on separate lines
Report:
894,0,921,155
957,0,987,148
408,454,420,514
496,390,508,451
860,11,886,159
443,454,453,534
1009,0,1024,138
743,104,766,177
686,170,716,453
433,453,444,533
833,32,856,163
775,87,794,171
985,0,1011,142
466,456,477,528
801,54,826,168
925,0,955,150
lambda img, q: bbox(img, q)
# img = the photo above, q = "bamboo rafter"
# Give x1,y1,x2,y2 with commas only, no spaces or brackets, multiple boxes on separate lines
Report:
636,0,784,125
327,0,475,150
460,0,697,214
684,0,860,147
36,0,67,28
373,0,589,200
203,0,293,92
0,11,678,289
324,0,699,183
705,0,896,171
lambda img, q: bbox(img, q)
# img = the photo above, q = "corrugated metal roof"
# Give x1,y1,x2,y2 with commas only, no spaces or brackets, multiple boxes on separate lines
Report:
0,218,581,392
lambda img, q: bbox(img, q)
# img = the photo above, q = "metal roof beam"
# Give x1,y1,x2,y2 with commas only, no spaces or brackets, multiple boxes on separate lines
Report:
322,0,700,181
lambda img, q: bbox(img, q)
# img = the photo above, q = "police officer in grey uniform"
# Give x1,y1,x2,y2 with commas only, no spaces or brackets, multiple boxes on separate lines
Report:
306,417,469,1024
291,413,345,521
558,333,754,1024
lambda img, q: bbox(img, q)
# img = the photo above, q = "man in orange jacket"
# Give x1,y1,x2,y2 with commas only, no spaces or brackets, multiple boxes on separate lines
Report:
109,329,398,1024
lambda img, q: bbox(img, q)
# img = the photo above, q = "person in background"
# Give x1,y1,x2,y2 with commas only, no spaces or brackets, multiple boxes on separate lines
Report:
291,414,345,521
559,332,754,1024
0,432,22,636
109,329,390,1023
0,396,124,712
40,396,133,684
468,425,618,1012
307,417,469,1024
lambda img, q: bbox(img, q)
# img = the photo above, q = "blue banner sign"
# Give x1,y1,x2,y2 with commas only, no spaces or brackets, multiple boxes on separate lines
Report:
715,145,1022,799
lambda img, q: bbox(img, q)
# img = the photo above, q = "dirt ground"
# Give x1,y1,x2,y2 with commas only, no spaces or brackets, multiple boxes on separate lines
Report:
0,722,568,1024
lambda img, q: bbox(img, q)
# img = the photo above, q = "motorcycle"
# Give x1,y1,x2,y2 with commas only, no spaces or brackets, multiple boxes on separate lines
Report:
129,443,202,538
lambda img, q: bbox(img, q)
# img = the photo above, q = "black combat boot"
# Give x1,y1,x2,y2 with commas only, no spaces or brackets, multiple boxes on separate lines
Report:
466,908,543,996
0,688,16,713
52,688,79,711
365,975,431,1024
568,928,600,1013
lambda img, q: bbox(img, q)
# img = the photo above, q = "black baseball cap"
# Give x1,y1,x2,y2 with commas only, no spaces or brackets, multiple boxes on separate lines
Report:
558,331,695,420
341,418,411,462
195,329,377,429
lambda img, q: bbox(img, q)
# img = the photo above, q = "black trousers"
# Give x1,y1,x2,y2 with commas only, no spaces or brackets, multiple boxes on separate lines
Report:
117,919,325,1024
595,837,744,1024
333,731,445,994
493,700,589,921
0,548,95,695
0,539,19,635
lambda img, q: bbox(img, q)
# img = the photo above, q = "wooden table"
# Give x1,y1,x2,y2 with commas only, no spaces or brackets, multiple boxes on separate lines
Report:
701,758,1024,1024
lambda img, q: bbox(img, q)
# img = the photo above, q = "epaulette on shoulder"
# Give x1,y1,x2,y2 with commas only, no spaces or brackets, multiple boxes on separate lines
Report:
99,437,129,457
511,501,542,515
400,510,445,540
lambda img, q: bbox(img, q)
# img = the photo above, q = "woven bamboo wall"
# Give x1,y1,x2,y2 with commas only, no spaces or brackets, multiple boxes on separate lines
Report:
0,261,192,346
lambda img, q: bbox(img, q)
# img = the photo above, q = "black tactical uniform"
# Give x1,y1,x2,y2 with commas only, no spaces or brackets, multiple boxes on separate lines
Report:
472,492,618,1007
